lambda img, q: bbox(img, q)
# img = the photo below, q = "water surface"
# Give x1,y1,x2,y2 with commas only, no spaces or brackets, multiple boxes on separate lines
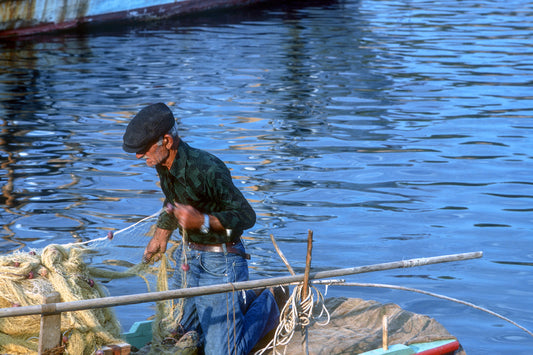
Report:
1,0,532,353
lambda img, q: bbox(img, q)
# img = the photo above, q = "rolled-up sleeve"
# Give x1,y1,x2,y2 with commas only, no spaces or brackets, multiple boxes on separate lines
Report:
156,206,180,231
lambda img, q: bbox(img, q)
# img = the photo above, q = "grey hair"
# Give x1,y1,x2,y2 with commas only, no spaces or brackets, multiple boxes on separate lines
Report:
168,122,179,138
157,122,179,146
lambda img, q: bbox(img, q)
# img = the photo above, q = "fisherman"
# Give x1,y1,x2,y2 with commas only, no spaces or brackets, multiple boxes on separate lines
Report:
122,102,281,354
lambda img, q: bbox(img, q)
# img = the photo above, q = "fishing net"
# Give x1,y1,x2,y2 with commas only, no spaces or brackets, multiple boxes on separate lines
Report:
0,209,184,355
0,210,472,355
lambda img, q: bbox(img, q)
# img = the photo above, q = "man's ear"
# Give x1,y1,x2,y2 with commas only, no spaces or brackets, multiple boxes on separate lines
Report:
163,134,173,149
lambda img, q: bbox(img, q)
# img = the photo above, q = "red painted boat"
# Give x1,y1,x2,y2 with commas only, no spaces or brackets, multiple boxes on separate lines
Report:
359,339,461,355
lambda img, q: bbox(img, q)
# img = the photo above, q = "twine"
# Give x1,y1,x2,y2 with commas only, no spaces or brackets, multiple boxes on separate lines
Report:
255,283,330,355
0,244,123,354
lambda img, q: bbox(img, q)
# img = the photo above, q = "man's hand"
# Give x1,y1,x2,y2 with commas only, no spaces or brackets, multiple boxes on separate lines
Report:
143,228,173,264
166,202,204,230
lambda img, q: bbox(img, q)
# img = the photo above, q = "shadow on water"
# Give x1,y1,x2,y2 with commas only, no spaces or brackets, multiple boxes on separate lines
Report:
0,35,94,206
0,33,111,252
244,3,397,243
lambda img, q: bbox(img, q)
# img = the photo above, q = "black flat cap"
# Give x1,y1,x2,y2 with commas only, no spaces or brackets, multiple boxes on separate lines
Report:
123,103,175,153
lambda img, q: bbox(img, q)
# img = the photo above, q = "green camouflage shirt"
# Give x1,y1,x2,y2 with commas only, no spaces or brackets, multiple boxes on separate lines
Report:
155,140,256,244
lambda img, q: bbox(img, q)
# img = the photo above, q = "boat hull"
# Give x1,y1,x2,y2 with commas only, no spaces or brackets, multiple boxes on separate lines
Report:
0,0,269,37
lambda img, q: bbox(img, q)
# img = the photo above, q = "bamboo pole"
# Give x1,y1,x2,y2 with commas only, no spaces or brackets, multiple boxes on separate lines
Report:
270,234,296,275
0,251,482,319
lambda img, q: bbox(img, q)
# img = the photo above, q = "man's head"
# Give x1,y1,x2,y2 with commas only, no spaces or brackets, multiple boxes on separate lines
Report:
123,103,176,154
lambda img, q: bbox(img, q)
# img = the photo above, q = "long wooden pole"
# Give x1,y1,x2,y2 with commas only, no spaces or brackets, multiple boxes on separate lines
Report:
0,251,482,319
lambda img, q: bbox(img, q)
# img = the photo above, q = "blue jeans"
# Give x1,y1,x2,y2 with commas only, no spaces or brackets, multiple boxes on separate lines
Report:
171,242,279,355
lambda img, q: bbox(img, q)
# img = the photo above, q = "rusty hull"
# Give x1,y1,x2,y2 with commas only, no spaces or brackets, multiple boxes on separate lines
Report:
0,0,269,37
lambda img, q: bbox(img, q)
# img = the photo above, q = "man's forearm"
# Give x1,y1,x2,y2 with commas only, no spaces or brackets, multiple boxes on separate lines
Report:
154,227,173,243
143,227,173,263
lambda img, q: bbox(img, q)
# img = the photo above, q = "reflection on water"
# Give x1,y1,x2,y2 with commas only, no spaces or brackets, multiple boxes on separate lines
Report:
1,0,532,353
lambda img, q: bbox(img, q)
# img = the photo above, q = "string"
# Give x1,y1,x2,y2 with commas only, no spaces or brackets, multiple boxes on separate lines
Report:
255,283,330,355
320,281,533,338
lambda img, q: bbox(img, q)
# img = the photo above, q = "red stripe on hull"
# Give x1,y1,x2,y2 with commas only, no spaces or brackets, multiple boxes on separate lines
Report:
416,340,461,355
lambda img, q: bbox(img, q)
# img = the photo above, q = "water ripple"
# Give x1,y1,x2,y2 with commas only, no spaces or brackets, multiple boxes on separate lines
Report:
1,0,532,352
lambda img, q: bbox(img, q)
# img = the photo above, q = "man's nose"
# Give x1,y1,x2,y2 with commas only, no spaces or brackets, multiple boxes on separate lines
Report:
136,153,145,159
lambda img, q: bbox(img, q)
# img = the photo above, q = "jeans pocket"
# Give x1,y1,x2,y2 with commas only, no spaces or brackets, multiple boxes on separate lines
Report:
198,252,249,281
199,252,228,277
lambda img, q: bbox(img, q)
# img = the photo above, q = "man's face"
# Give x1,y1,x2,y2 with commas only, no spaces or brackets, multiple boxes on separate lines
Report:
136,139,169,167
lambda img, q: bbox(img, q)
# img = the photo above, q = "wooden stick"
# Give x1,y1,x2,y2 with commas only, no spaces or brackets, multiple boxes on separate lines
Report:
38,292,61,354
270,234,296,275
302,230,313,300
302,230,314,355
0,251,483,319
382,315,388,350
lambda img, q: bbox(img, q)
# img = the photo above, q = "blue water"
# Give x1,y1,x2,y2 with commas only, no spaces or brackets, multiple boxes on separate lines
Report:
1,0,532,353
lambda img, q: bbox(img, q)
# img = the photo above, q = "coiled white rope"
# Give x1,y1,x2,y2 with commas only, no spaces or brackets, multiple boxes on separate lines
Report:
255,283,330,355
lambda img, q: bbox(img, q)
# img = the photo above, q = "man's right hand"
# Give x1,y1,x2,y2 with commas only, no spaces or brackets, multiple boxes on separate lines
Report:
143,228,173,264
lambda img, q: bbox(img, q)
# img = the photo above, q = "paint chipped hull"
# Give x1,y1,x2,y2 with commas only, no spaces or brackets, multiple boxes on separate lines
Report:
0,0,269,37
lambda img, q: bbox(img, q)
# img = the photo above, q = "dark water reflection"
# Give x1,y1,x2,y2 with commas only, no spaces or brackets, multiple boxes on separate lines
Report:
1,0,532,353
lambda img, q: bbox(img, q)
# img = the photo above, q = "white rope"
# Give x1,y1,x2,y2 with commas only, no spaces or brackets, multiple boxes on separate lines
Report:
64,209,163,248
110,209,162,238
255,283,330,355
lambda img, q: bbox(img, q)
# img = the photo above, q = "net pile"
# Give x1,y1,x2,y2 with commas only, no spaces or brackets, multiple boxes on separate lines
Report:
0,244,123,354
0,211,179,355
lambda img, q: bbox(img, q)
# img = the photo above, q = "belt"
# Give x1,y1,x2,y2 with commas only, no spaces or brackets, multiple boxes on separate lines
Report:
188,241,251,260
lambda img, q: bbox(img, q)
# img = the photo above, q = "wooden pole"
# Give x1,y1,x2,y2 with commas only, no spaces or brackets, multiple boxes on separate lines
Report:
302,230,313,300
302,230,313,355
38,292,62,354
382,315,388,350
0,251,483,319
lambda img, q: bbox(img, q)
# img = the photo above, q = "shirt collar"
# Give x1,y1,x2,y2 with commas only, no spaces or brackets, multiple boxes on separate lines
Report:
168,140,189,179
